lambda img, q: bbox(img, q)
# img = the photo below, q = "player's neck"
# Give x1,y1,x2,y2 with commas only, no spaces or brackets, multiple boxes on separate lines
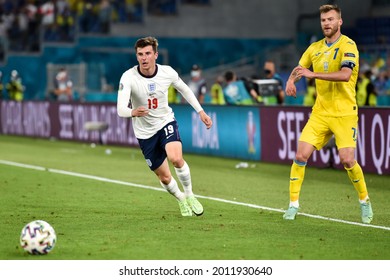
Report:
325,32,341,45
138,64,157,77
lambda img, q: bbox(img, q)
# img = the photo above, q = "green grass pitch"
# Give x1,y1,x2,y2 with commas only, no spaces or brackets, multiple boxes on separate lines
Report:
0,135,389,260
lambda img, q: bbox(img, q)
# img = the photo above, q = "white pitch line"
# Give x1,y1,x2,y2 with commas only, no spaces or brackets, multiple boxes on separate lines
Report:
1,159,389,231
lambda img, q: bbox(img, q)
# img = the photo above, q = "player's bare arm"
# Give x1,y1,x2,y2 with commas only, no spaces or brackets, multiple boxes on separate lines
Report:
303,67,352,82
285,66,302,97
199,110,212,129
290,66,303,82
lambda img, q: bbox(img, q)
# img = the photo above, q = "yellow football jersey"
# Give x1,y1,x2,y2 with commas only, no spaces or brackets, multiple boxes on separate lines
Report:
299,35,359,117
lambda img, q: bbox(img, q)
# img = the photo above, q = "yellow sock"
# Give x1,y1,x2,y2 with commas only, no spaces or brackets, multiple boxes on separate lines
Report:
345,162,368,201
289,160,306,202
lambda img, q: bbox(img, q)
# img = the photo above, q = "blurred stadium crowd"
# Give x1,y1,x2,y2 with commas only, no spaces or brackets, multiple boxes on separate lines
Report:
0,0,389,106
0,0,209,53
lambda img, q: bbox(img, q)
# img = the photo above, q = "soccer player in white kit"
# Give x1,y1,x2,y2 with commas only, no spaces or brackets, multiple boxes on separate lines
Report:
117,37,213,216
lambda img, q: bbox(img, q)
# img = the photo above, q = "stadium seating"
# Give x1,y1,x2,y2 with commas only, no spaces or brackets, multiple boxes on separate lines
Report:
0,0,388,106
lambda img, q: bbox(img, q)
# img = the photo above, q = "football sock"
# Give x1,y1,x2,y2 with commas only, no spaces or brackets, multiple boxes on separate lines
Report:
289,200,299,208
174,161,193,197
345,162,368,201
160,177,186,201
289,160,307,203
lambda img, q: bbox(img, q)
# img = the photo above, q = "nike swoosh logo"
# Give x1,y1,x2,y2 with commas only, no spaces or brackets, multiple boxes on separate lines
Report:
353,179,360,183
290,178,299,181
166,134,174,139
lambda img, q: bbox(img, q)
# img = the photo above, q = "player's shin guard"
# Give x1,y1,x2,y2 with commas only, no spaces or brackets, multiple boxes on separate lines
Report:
345,162,368,201
289,160,307,203
174,161,193,197
160,177,185,201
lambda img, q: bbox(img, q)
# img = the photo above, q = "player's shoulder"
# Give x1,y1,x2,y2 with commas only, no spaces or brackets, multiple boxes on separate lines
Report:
157,64,179,80
310,37,324,47
158,64,177,74
339,34,357,47
122,66,138,77
119,66,138,83
306,39,324,53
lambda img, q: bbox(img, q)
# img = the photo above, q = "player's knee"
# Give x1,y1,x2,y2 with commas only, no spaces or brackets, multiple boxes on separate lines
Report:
339,150,355,167
159,174,172,185
340,156,355,168
295,152,309,163
169,156,184,168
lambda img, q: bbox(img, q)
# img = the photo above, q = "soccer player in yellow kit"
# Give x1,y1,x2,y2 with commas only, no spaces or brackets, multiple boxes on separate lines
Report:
283,4,373,224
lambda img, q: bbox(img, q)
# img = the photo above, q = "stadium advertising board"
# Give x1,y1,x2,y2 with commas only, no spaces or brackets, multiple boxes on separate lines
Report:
260,106,390,175
172,104,261,161
0,101,261,161
1,101,388,174
0,101,138,146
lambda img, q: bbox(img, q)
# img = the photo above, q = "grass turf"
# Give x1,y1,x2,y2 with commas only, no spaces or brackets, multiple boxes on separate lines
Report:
0,135,389,260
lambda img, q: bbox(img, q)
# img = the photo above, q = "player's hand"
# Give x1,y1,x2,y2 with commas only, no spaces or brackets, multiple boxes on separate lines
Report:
285,79,297,98
199,110,212,129
132,106,149,117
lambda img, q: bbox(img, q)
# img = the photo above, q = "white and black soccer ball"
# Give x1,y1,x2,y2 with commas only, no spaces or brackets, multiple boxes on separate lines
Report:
20,220,57,255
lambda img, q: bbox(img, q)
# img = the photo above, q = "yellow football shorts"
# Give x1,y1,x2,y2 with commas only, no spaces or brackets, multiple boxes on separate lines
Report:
299,113,358,150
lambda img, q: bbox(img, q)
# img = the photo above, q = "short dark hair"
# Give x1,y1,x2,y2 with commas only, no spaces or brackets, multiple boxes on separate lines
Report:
224,71,234,82
319,4,341,17
134,36,158,53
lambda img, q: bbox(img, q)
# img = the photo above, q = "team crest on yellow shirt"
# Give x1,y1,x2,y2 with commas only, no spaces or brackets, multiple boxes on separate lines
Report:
324,61,329,72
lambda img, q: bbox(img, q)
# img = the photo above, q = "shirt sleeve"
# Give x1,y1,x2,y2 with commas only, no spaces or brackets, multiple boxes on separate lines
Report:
117,72,133,117
340,39,358,70
299,43,315,69
172,75,203,113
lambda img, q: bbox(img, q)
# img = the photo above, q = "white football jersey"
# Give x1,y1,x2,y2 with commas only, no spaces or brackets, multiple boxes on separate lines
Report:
117,64,203,139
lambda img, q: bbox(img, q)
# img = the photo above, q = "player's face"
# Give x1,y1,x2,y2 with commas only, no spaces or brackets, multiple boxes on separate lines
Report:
320,10,342,40
136,45,158,74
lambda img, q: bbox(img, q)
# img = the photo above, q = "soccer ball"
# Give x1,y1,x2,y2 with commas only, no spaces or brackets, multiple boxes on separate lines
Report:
20,220,57,255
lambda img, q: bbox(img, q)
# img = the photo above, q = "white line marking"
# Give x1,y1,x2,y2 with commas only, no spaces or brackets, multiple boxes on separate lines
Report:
1,159,389,231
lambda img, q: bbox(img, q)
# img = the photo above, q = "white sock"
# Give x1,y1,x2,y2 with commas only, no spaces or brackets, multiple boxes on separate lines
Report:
174,161,193,197
160,177,185,201
289,200,299,208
